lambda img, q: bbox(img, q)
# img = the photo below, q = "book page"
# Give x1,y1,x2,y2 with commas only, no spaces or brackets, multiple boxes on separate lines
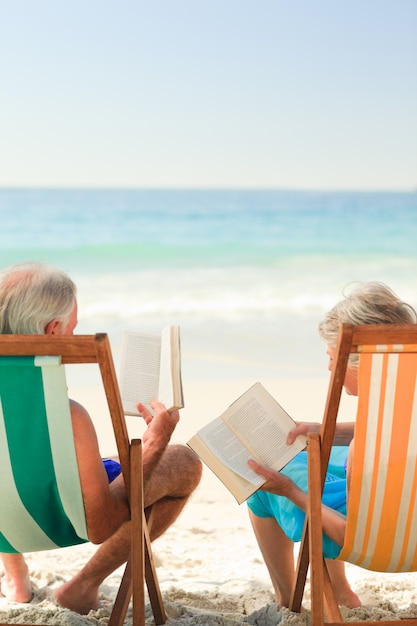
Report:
158,326,183,410
191,417,265,486
187,431,264,504
222,382,307,471
119,332,161,415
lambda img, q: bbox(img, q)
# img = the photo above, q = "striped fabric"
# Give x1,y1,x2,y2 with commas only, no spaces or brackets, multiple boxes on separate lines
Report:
337,349,417,572
0,356,88,553
358,343,417,353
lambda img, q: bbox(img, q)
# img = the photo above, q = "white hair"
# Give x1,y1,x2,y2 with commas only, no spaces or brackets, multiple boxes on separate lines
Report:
319,281,417,366
0,261,77,334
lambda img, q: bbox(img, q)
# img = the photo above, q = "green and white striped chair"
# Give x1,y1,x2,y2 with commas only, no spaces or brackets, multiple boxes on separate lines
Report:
0,334,165,626
0,354,88,553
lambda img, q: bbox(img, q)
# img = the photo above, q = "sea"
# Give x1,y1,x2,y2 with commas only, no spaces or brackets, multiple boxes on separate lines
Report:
0,188,416,382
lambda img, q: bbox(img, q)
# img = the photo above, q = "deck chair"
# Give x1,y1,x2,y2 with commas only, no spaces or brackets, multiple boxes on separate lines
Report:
0,334,166,626
289,323,417,626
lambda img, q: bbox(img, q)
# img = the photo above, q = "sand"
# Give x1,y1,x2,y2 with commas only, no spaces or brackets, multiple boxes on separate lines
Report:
1,378,417,625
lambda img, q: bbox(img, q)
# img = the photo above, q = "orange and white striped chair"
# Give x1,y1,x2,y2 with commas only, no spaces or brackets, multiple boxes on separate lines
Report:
290,324,417,626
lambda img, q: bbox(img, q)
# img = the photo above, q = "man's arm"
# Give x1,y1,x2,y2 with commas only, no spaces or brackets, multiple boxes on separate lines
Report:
137,400,179,480
70,400,131,543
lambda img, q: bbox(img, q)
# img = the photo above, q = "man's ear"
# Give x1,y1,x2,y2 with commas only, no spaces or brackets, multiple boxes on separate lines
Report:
45,319,60,335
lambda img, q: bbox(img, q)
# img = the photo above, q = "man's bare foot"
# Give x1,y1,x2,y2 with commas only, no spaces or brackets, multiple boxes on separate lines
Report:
0,572,33,604
54,580,100,615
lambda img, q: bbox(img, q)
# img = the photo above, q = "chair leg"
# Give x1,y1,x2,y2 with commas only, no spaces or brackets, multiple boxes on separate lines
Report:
144,522,166,625
143,481,166,623
108,561,133,626
131,440,146,626
108,440,166,626
290,531,309,612
107,520,166,626
323,562,343,623
308,434,326,626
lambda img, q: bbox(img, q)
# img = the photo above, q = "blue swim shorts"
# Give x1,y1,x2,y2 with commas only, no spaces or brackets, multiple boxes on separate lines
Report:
103,458,122,483
247,446,349,559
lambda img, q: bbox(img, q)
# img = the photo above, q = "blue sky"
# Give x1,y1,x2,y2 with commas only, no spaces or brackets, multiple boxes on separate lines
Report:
1,1,416,190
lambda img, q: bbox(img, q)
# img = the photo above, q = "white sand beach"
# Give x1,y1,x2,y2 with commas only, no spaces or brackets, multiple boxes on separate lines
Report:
1,378,417,626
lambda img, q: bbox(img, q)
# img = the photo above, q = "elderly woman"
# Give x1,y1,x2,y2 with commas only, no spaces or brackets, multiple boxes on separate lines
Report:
247,282,417,609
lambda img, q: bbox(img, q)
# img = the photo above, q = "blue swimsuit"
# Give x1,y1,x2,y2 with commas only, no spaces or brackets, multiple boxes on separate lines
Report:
247,446,348,559
102,458,122,483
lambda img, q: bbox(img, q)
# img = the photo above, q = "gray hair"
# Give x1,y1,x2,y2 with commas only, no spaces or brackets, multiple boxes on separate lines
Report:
0,262,77,334
319,281,417,366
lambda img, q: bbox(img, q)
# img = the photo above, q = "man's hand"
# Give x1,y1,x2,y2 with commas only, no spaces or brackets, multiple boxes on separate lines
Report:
136,401,180,478
137,400,179,449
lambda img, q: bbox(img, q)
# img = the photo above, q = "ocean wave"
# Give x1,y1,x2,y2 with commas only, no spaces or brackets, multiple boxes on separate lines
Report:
76,260,417,325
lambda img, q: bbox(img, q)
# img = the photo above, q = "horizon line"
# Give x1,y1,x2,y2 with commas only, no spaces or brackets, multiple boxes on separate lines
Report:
0,185,416,194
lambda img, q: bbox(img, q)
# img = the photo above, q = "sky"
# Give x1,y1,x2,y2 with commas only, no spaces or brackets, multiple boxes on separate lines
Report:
1,1,416,191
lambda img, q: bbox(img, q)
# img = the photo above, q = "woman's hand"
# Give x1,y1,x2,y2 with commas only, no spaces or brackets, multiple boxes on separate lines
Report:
286,421,321,445
248,459,295,497
287,420,355,446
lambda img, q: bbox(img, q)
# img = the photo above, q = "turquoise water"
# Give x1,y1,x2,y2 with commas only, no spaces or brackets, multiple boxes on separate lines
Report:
1,188,416,380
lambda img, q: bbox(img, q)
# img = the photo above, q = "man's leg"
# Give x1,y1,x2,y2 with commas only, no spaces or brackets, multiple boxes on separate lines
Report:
0,553,32,603
55,445,202,614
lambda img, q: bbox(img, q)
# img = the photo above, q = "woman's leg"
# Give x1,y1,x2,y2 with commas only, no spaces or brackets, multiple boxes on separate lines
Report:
248,510,361,610
326,559,361,608
248,510,296,607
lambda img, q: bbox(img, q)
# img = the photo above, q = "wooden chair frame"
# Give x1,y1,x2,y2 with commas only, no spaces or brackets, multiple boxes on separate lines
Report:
0,333,166,626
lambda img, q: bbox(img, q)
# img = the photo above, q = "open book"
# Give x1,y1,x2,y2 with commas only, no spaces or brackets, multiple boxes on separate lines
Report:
187,382,307,504
119,325,183,415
